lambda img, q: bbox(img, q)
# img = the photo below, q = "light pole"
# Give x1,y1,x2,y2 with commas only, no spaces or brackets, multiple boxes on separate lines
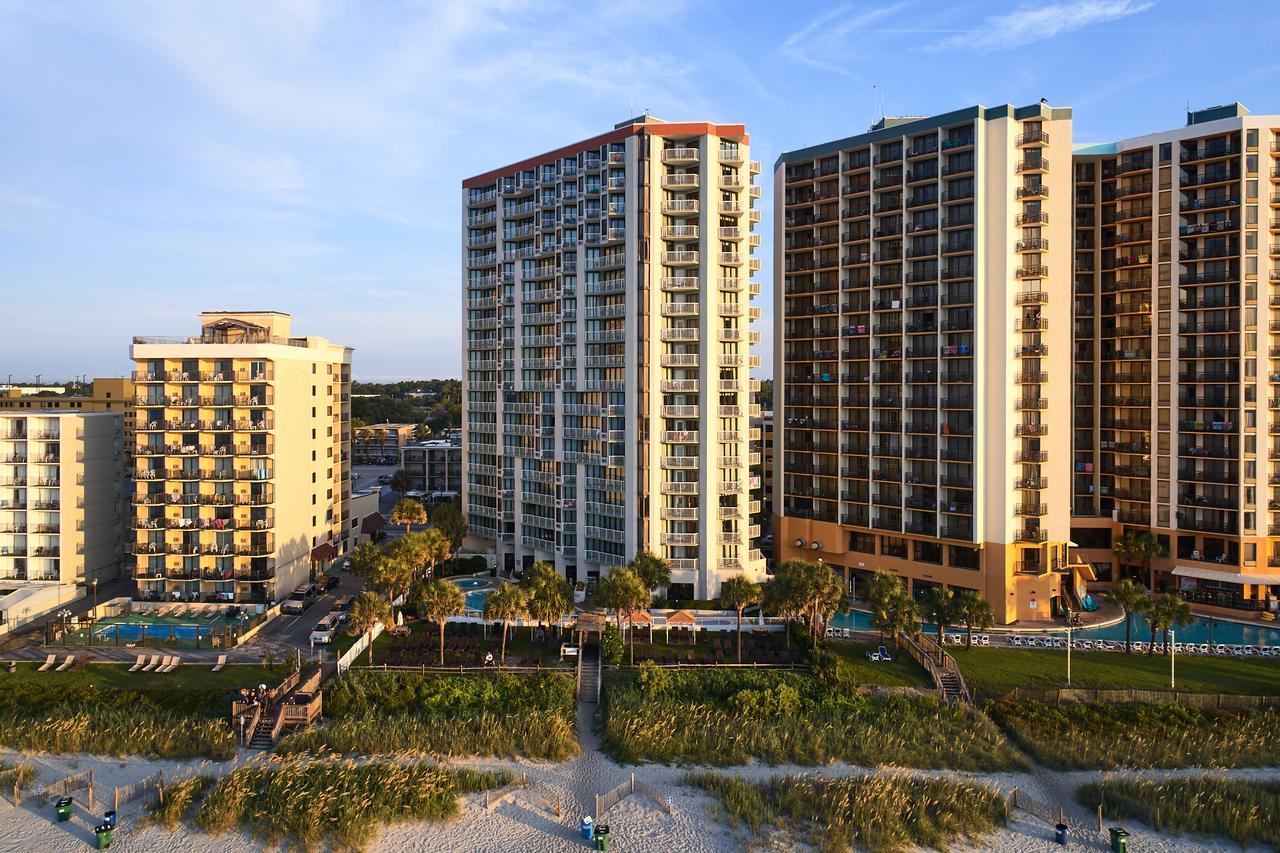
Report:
1066,624,1072,687
91,578,98,617
1170,628,1176,690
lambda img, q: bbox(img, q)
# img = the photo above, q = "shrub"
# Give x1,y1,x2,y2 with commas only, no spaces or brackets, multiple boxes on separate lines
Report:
727,683,801,717
636,660,671,696
600,623,624,666
1078,776,1280,848
688,771,1007,851
987,700,1280,769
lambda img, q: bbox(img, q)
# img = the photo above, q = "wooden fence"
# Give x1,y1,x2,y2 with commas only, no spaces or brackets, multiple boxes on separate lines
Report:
594,772,671,818
114,770,165,811
1006,786,1105,838
1004,687,1280,708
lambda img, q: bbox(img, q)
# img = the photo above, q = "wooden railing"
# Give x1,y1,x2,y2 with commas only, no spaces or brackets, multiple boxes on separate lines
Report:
900,631,971,703
231,701,262,746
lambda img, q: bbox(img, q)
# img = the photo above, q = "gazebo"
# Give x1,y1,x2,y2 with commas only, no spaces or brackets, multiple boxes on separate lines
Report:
663,609,699,644
623,609,654,643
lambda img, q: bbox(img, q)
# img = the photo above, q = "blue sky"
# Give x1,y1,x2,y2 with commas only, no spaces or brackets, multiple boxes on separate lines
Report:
2,0,1278,381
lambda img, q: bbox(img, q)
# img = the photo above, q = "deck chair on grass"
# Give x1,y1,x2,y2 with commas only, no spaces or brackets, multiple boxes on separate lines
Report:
140,655,162,672
211,654,226,672
37,654,56,671
55,655,75,671
128,654,147,672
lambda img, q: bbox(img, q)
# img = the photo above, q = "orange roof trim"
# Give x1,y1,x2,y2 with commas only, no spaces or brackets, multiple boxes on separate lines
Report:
462,121,748,188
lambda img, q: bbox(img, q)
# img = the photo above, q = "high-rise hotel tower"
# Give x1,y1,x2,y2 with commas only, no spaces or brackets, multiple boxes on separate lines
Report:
774,103,1088,624
462,116,767,598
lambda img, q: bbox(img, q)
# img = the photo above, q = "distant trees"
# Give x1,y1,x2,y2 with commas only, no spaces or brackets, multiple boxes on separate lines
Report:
763,560,844,643
351,379,461,432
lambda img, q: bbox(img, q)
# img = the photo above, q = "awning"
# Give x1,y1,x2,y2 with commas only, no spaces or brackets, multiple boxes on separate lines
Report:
1172,565,1280,586
666,609,698,626
310,543,337,563
361,513,386,535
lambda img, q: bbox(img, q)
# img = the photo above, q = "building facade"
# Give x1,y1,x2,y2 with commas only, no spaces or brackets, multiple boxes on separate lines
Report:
1071,104,1280,612
401,437,463,500
0,379,136,459
130,312,352,604
462,116,766,597
774,103,1082,623
353,423,418,464
0,411,125,630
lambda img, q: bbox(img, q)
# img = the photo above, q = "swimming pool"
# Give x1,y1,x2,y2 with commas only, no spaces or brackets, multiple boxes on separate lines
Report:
62,613,233,648
829,608,1280,647
449,577,494,611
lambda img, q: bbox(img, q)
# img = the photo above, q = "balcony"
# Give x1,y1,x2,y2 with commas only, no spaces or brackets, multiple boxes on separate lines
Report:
662,174,699,189
662,147,699,164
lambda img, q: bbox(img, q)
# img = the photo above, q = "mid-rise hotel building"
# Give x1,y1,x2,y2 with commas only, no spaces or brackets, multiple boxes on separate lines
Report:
774,103,1084,624
130,312,352,604
0,411,125,631
462,116,767,598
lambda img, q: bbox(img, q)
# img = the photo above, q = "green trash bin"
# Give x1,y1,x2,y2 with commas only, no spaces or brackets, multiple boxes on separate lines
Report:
94,823,113,850
1109,826,1129,853
55,796,74,822
595,824,610,851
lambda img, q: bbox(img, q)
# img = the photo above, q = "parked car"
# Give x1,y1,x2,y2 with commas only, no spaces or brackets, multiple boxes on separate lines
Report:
309,616,338,645
322,574,341,592
282,584,318,615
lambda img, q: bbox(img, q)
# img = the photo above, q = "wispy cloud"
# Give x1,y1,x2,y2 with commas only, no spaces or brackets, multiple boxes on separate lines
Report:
928,0,1154,52
780,2,913,76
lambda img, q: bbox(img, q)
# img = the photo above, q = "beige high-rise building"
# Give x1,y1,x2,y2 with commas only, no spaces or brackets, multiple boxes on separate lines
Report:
1071,103,1280,613
462,116,767,598
130,312,352,604
0,410,125,631
775,102,1085,624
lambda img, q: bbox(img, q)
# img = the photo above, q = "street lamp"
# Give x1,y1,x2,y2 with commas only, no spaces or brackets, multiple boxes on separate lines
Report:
91,578,98,616
1170,628,1177,690
1066,623,1072,687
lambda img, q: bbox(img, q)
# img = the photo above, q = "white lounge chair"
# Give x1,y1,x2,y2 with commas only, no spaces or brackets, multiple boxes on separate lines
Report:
156,655,174,672
211,654,226,672
55,655,75,672
162,656,181,673
37,654,56,672
128,654,146,672
1011,635,1024,647
140,655,161,672
978,634,990,646
1212,644,1228,655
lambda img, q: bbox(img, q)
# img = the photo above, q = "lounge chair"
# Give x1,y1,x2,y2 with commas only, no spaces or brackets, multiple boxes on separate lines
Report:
128,654,146,672
211,654,226,672
978,634,990,646
162,656,181,673
55,655,75,672
37,654,56,672
156,655,174,672
140,654,161,672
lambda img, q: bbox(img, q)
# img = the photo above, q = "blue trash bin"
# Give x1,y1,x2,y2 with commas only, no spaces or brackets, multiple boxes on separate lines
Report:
103,809,118,829
1055,823,1068,845
580,816,594,841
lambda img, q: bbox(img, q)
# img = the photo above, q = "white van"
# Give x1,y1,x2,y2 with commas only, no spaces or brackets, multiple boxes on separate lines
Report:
309,616,338,645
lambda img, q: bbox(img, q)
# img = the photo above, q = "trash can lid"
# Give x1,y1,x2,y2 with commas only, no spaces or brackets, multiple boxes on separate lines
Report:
57,797,73,805
581,816,593,824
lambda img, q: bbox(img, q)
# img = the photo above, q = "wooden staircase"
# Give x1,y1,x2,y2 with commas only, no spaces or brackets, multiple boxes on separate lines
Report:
248,716,276,751
901,632,972,704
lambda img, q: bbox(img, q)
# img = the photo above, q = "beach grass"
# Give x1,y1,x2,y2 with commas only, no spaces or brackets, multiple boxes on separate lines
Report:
687,771,1007,852
145,776,215,828
602,669,1023,769
950,647,1280,699
0,663,274,758
275,670,578,760
987,700,1280,769
194,761,507,850
0,760,35,792
1078,776,1280,848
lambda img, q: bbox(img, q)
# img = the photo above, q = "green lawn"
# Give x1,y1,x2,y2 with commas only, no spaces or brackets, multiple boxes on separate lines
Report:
950,647,1280,699
824,640,932,688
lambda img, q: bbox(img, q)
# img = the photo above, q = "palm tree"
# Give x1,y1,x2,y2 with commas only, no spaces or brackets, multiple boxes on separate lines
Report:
1148,592,1194,656
884,587,920,650
719,576,762,663
390,497,427,536
762,566,802,649
1113,530,1165,589
598,567,650,665
521,561,572,641
384,533,429,605
415,578,466,666
418,526,450,580
865,571,901,646
346,591,391,665
921,587,957,647
629,550,672,600
1108,578,1151,654
484,584,528,666
954,590,994,650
